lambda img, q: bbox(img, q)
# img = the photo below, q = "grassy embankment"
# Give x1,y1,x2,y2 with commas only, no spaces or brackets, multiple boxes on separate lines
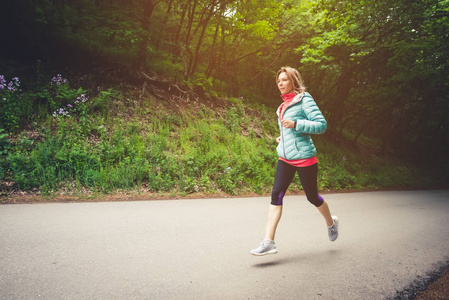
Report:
0,74,433,202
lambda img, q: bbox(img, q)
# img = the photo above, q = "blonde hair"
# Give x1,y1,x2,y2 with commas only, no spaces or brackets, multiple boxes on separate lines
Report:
276,66,306,94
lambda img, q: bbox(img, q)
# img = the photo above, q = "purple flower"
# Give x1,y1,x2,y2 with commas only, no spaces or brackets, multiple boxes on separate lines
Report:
7,82,16,92
53,107,70,117
50,74,68,86
67,104,73,108
0,75,7,91
0,76,21,93
76,94,88,103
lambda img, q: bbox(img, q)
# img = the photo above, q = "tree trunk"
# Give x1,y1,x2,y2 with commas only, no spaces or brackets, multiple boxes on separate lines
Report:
205,23,220,78
138,0,158,71
154,0,174,49
183,0,198,78
173,2,188,56
189,5,215,75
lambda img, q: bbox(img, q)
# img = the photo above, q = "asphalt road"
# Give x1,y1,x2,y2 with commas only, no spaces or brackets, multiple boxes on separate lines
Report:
1,190,449,300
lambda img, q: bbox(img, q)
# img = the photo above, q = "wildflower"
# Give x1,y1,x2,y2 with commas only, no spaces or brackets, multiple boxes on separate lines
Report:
67,104,73,108
0,76,21,93
53,107,70,117
76,94,88,103
7,81,16,92
342,156,347,161
0,75,6,90
50,74,68,86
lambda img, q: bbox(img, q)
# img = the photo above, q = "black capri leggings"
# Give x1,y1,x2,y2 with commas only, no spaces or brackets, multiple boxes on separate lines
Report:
271,160,324,207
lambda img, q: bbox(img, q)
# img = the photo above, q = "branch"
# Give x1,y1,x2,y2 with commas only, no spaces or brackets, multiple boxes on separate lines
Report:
238,43,291,95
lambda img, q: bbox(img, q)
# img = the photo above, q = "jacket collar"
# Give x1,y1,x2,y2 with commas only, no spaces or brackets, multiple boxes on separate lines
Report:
276,92,306,117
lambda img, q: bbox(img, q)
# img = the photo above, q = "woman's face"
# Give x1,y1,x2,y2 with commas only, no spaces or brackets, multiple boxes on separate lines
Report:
277,72,294,95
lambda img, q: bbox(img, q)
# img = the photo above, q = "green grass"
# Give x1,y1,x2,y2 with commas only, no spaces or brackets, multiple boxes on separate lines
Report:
0,75,440,200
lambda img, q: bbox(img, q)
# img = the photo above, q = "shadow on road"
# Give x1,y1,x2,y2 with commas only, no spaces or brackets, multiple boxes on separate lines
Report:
251,249,341,269
252,260,286,268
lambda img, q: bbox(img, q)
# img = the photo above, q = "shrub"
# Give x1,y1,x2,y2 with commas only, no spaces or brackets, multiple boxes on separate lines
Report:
0,73,433,198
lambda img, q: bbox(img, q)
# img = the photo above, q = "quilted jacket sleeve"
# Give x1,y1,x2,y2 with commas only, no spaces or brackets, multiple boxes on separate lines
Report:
295,95,327,134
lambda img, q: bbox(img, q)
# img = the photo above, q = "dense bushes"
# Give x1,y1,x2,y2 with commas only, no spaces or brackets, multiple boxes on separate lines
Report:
0,74,433,198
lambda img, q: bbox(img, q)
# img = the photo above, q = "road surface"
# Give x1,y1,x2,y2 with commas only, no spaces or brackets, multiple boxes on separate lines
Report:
1,190,448,299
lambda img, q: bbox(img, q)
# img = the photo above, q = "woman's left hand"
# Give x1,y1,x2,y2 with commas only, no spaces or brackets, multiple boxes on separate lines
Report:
281,119,295,128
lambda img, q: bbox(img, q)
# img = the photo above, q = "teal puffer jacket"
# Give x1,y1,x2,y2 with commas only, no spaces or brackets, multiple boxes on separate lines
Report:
276,92,327,160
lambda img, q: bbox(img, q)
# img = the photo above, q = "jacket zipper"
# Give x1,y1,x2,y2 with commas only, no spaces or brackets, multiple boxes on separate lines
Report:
280,117,287,159
279,113,288,159
280,96,302,160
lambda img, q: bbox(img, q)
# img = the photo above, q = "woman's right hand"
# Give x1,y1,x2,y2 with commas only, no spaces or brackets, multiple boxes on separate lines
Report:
276,137,281,143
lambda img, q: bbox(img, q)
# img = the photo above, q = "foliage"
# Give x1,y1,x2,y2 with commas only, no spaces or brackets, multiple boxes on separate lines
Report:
297,0,449,168
0,76,22,133
1,0,448,197
0,74,441,198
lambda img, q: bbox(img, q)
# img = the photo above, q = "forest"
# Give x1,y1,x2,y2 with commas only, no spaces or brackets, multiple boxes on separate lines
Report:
0,0,448,199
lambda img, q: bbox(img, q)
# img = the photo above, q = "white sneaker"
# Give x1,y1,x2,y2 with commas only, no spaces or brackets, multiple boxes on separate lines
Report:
328,216,339,241
250,240,278,256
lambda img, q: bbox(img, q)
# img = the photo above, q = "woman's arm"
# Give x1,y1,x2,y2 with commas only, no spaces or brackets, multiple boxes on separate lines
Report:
295,95,327,134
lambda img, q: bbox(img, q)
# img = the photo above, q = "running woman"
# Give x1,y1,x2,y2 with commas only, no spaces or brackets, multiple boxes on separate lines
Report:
250,66,339,256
